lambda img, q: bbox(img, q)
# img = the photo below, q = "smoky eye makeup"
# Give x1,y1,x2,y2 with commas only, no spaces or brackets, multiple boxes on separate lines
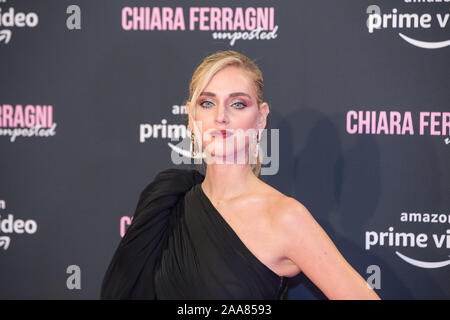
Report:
199,99,214,108
231,100,247,108
198,98,249,109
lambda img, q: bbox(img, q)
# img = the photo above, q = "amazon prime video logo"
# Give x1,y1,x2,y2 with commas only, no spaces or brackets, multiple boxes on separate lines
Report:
366,4,450,49
0,5,39,44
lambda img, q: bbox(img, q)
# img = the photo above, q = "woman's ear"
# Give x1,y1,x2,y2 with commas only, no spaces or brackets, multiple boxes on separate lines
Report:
257,102,270,129
186,101,191,131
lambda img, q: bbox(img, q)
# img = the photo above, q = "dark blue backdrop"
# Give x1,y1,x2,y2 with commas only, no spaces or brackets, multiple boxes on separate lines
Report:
0,0,449,299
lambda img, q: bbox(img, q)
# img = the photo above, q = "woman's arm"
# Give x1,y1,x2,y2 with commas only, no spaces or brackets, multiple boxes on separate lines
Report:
275,197,381,300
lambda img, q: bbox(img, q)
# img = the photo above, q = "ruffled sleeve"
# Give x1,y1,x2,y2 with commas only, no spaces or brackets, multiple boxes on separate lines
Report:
100,168,204,299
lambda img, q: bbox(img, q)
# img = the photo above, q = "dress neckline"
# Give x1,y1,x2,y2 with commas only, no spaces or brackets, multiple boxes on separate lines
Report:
196,183,284,282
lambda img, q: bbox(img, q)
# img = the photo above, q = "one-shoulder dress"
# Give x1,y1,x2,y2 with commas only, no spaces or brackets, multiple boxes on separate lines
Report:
100,168,289,299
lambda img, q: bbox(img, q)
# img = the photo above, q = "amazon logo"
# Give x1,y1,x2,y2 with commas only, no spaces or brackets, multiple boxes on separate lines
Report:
396,251,450,269
366,5,450,50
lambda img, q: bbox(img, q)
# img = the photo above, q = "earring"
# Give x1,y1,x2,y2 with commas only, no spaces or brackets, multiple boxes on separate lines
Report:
253,129,261,160
191,130,196,157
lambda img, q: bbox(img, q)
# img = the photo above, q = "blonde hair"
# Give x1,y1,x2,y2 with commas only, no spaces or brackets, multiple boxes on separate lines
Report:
185,50,265,177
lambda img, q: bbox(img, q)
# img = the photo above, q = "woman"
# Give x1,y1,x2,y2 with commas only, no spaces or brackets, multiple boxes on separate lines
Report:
100,50,380,300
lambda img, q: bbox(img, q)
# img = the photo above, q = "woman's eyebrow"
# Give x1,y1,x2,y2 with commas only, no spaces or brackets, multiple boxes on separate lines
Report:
200,91,252,99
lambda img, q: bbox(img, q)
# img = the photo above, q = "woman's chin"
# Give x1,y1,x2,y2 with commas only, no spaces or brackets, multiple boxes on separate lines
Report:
205,152,235,164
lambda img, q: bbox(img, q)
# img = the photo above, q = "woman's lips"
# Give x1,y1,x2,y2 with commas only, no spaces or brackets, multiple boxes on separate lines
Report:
210,129,234,138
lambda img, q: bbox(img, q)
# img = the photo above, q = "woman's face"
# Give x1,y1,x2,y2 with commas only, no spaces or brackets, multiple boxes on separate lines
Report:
187,65,269,164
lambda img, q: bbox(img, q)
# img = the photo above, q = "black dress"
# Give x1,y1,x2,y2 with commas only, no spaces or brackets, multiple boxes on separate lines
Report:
100,168,289,299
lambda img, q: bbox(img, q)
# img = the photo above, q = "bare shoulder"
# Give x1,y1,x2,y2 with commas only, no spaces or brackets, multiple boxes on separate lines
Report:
270,194,320,247
272,195,313,226
260,185,323,252
255,181,315,234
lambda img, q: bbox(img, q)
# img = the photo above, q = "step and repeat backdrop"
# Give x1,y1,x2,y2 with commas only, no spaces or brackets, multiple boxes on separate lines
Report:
0,0,449,299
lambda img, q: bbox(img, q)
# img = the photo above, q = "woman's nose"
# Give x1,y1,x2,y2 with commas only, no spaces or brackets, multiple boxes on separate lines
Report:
214,103,228,124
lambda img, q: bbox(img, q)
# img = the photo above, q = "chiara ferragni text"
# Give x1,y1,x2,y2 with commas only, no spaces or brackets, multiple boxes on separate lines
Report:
346,110,450,135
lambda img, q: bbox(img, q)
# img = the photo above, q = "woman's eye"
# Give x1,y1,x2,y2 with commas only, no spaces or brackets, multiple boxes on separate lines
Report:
232,101,247,109
199,100,247,109
200,100,214,108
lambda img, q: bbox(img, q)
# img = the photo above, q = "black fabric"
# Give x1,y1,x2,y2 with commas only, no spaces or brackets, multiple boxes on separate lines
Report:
100,168,289,300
